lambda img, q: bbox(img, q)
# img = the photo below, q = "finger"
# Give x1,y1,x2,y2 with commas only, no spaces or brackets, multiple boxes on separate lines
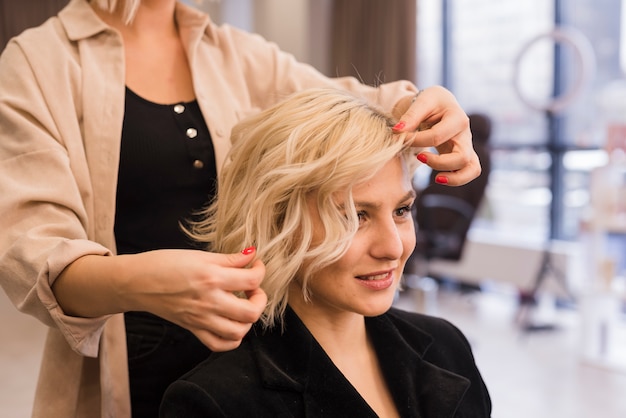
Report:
193,324,252,352
408,114,469,149
184,294,262,340
221,246,258,268
393,86,467,136
204,285,266,324
202,309,256,340
244,287,268,313
216,258,266,293
393,88,436,132
434,166,482,187
425,154,482,187
196,250,265,292
412,124,479,182
417,141,470,172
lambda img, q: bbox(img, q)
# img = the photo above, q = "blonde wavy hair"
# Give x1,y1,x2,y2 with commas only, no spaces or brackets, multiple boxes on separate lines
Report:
188,88,415,328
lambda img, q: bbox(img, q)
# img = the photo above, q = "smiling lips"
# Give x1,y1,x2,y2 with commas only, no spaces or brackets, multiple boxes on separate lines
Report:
355,271,395,290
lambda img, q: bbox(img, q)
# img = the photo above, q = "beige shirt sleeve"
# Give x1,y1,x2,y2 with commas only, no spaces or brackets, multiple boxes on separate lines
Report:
0,26,115,358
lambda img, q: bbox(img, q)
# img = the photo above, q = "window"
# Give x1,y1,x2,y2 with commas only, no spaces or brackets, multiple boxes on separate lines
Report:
418,0,625,241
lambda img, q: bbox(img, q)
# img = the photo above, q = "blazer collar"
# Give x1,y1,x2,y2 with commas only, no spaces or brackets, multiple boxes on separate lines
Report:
250,307,471,418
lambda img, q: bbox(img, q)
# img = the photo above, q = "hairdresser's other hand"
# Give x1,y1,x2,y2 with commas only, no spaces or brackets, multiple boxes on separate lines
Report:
124,248,266,352
393,85,481,186
54,247,266,351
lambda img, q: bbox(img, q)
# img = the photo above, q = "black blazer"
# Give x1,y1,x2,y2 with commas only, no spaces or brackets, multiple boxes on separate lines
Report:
160,307,491,417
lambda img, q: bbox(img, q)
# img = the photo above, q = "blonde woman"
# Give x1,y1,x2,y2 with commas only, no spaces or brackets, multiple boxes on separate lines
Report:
0,0,481,415
161,88,491,417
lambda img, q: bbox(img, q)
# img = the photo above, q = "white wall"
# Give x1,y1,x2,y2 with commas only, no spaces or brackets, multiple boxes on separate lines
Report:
187,0,331,73
254,0,309,63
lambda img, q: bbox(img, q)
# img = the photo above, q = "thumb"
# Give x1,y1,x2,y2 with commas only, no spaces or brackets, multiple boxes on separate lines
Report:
225,246,257,268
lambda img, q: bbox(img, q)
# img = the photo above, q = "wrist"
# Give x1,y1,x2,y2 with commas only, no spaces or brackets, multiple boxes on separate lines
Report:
53,254,132,317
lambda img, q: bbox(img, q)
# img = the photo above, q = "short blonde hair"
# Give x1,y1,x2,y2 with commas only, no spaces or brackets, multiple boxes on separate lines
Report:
189,88,414,327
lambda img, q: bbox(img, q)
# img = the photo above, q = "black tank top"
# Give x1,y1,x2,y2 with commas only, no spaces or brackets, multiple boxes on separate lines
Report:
114,87,217,253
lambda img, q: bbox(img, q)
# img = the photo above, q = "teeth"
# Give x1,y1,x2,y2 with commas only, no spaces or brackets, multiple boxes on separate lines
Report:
360,273,388,281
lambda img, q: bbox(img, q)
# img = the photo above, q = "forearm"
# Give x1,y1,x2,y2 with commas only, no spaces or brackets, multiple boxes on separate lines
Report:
53,248,268,352
52,254,133,318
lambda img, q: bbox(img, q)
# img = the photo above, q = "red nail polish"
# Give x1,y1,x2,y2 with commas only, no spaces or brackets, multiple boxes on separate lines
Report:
241,246,256,255
393,121,405,131
435,176,448,185
416,154,428,164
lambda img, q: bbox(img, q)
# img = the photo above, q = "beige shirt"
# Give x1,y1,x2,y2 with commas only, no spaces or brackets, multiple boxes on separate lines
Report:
0,0,417,416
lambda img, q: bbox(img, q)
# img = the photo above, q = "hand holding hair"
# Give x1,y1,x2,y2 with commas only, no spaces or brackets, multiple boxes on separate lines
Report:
53,247,267,352
393,86,481,186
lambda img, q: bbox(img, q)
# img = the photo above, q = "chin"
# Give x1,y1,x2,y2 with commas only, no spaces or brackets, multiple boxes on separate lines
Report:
358,297,395,317
361,307,392,317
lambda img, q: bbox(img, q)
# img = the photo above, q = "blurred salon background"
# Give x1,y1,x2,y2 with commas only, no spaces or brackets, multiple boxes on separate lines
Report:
2,0,626,417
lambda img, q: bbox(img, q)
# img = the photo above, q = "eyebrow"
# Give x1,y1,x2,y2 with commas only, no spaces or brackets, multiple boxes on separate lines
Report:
354,190,417,209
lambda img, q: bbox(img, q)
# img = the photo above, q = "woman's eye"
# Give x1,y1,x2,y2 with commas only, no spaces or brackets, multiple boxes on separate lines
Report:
357,211,367,223
395,205,413,218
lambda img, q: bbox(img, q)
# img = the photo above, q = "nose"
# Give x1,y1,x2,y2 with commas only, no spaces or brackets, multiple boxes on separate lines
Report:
369,217,405,260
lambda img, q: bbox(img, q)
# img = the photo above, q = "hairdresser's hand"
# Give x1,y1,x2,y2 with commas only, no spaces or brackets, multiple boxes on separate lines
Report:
123,248,267,352
393,85,481,186
54,248,266,351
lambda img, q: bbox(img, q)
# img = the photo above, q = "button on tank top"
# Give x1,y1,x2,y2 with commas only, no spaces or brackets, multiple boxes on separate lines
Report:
115,87,217,253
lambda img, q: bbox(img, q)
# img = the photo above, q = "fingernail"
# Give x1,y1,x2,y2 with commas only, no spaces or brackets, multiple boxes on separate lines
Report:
393,121,405,131
416,154,428,163
241,246,256,255
435,176,448,185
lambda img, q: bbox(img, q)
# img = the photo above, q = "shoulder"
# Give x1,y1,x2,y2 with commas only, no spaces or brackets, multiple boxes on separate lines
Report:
2,18,69,63
162,339,262,416
386,307,468,340
181,339,259,391
1,0,110,80
202,21,285,61
383,308,492,414
6,0,107,57
384,308,476,362
161,333,303,417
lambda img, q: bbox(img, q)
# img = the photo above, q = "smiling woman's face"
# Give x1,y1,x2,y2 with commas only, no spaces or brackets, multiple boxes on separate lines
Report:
289,156,416,319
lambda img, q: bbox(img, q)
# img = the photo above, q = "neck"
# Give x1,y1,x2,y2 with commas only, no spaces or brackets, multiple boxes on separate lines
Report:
288,290,369,360
291,301,387,406
92,0,178,37
288,292,398,418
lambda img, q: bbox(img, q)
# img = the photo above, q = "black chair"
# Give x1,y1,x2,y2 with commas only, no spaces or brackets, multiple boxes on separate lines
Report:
404,113,492,281
402,190,479,314
414,192,477,262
